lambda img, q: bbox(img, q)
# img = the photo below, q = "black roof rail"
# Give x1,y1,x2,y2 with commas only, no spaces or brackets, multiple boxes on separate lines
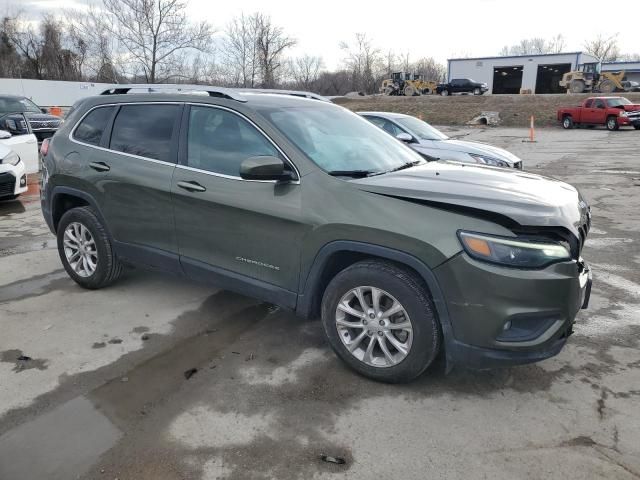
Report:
99,84,248,102
235,89,330,102
99,84,330,103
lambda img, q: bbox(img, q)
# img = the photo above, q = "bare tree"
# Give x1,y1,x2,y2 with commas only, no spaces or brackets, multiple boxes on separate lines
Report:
289,54,323,89
254,13,296,88
101,0,214,83
584,34,620,62
0,16,24,78
340,33,383,93
411,57,447,82
500,35,566,56
222,13,260,87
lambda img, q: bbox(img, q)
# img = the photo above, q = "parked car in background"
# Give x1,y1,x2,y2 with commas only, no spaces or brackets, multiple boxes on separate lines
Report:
557,96,640,131
436,78,488,96
360,112,523,169
40,85,592,383
0,95,63,143
0,135,27,200
0,124,39,174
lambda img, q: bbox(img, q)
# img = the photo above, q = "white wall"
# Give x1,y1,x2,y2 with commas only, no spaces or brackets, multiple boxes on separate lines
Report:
0,79,114,107
448,53,599,94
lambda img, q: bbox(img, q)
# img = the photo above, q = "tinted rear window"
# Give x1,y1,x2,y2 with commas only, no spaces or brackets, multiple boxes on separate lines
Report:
109,104,180,162
73,106,114,146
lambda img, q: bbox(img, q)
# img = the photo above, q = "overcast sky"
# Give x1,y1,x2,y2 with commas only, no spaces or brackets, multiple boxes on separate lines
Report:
7,0,640,69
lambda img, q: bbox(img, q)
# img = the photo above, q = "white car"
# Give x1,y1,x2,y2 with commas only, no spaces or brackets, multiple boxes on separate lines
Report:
359,112,523,169
0,132,29,200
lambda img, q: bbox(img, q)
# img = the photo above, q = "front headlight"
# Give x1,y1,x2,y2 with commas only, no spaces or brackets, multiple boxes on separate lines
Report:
1,151,20,166
469,153,510,168
458,231,571,269
619,111,628,117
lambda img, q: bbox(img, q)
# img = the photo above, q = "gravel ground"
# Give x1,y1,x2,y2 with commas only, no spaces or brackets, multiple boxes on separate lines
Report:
0,126,639,480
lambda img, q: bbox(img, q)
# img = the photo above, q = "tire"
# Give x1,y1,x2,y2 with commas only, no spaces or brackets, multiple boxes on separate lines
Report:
422,87,433,95
321,260,441,383
634,125,640,130
473,87,481,95
569,79,585,94
404,86,416,96
606,116,619,131
440,89,449,96
562,116,574,129
598,79,616,93
57,206,122,289
383,86,393,96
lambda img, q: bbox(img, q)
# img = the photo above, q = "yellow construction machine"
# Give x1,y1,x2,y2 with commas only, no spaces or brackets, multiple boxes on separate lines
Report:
560,62,627,94
380,72,438,96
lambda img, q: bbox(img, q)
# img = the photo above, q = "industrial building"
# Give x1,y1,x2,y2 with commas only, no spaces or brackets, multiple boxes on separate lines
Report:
447,52,605,94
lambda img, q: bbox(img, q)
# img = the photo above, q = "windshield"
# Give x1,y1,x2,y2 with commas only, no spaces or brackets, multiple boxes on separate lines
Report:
395,116,449,141
257,104,424,175
0,97,41,114
606,98,632,107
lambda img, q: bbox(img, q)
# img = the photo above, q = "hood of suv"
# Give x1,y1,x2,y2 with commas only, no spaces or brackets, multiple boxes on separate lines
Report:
421,139,521,165
352,161,589,239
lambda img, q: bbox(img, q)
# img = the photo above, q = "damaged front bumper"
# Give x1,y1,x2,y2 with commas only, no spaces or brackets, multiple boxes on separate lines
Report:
434,252,592,370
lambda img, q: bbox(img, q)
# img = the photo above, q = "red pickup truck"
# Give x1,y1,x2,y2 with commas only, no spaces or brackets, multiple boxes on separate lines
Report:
557,96,640,131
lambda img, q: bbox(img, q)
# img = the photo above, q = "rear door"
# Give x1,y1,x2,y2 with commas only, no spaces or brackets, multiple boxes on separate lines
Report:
171,104,305,305
98,102,183,268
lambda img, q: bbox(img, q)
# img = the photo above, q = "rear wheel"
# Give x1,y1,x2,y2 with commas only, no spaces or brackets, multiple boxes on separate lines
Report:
422,87,433,95
606,116,619,131
57,206,122,289
562,116,574,129
321,260,441,383
383,86,394,96
569,79,585,94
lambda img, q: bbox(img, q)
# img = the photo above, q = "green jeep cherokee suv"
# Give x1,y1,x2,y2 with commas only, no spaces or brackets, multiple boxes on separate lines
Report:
41,85,592,383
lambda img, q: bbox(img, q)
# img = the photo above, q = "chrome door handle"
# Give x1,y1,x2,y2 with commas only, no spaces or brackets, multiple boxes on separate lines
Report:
89,161,110,172
177,181,206,192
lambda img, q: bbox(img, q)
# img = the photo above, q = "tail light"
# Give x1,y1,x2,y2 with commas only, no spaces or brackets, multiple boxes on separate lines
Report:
40,138,50,157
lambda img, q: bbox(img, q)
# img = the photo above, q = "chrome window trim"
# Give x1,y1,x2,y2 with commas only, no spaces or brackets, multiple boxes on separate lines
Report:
69,102,182,167
68,101,301,183
185,102,301,183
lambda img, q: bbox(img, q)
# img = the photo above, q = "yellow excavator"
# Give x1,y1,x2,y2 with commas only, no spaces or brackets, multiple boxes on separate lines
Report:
560,62,627,94
380,72,438,96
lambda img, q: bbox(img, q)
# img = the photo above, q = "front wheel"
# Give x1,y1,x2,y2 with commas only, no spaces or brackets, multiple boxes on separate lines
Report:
321,260,441,383
57,206,122,289
440,89,449,96
473,87,481,95
606,116,619,131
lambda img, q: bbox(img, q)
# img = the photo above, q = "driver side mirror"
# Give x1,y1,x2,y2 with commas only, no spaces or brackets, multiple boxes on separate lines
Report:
396,132,414,143
240,156,295,182
0,130,11,140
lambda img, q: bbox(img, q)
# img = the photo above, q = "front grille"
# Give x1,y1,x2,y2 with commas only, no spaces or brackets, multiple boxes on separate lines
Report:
0,172,16,196
29,120,61,130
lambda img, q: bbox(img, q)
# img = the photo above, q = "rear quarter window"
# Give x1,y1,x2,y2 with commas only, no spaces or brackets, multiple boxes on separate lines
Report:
73,106,114,146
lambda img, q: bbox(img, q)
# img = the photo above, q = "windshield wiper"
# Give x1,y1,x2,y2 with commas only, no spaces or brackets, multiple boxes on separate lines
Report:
388,160,423,173
327,170,378,178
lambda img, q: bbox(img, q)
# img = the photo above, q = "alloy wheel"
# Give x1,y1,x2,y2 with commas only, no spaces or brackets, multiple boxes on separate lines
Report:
63,222,98,277
335,286,413,368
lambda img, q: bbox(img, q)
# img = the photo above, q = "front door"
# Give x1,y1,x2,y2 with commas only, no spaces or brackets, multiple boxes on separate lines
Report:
171,104,306,306
99,103,182,265
590,99,607,124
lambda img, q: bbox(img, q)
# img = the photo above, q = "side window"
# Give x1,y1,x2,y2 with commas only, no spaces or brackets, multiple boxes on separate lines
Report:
187,106,280,176
365,116,403,136
593,99,605,109
73,107,114,146
110,104,180,162
585,99,593,108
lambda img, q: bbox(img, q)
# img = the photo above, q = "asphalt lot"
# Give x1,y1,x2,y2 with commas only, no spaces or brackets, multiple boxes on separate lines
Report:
1,126,639,480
